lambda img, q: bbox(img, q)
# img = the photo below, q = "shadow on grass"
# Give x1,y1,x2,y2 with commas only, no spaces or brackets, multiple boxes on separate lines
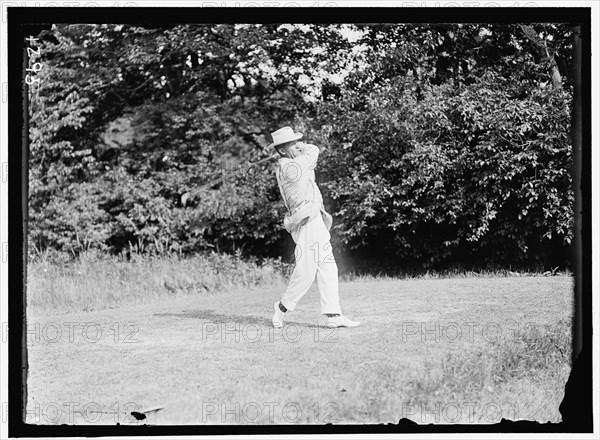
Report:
153,309,321,328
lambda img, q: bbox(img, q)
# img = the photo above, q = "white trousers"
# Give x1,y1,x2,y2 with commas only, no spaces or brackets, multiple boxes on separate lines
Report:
280,213,342,315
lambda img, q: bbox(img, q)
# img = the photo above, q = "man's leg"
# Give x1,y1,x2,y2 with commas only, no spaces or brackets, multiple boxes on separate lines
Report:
315,228,342,315
312,216,359,327
279,220,319,312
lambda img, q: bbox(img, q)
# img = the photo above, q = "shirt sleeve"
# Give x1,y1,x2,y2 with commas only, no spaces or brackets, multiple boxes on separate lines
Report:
303,143,320,170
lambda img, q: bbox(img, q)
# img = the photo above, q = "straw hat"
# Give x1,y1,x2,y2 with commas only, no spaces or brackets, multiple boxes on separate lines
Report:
268,126,303,148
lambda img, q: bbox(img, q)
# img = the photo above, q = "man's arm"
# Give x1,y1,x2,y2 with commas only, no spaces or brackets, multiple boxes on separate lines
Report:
279,143,320,185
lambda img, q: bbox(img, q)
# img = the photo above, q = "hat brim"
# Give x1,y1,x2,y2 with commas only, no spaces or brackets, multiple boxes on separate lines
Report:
268,132,303,149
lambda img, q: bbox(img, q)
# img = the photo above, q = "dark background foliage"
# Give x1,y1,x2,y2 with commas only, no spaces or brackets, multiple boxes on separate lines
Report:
28,23,575,272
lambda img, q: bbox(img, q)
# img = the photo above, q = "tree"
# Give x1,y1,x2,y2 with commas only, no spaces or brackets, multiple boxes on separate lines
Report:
313,23,574,269
29,23,349,257
28,23,575,270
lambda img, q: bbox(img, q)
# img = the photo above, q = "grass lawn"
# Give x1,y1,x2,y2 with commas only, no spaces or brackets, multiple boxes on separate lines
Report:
25,275,573,425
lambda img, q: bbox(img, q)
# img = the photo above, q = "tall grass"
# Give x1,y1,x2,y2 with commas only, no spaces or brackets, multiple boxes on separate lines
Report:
28,248,572,315
27,250,290,315
342,318,572,423
403,318,572,422
339,267,573,282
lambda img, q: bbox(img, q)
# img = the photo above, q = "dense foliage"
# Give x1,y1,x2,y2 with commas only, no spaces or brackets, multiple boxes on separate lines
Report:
28,23,575,270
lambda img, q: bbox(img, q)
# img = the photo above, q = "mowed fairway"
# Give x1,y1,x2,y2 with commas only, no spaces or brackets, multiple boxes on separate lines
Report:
25,276,573,425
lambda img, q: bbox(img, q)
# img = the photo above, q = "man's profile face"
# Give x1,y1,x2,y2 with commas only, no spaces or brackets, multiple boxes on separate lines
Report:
279,140,304,159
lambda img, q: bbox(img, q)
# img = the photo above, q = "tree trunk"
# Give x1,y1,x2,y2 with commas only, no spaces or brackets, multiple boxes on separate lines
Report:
518,24,563,89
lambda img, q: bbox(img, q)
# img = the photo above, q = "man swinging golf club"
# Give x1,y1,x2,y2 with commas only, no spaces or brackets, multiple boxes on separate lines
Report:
270,126,360,328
